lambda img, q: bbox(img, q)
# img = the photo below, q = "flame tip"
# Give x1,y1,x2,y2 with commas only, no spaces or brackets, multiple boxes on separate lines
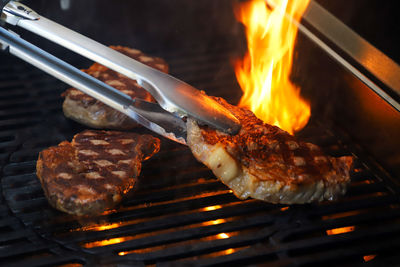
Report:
235,0,311,134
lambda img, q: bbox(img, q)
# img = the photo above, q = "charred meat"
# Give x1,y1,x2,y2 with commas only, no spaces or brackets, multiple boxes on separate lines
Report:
62,46,169,129
36,130,160,216
187,97,353,204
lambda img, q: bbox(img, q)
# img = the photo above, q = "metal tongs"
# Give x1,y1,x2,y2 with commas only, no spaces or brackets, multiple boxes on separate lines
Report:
0,1,240,145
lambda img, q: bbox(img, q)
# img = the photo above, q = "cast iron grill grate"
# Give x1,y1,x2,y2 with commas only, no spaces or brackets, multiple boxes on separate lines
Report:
1,48,400,266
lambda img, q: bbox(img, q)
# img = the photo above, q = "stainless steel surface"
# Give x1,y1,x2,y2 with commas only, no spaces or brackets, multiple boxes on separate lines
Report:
1,1,241,135
300,0,400,111
3,0,39,21
305,1,400,93
292,26,400,180
0,26,187,145
265,0,400,111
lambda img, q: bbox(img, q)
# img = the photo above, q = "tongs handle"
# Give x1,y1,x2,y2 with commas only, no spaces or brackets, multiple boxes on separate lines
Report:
2,1,241,135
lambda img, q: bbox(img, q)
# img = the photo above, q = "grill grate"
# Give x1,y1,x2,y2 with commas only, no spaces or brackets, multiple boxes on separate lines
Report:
1,48,400,266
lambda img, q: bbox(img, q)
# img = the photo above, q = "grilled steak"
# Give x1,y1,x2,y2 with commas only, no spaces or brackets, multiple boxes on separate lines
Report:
187,97,353,204
36,130,160,216
62,46,169,129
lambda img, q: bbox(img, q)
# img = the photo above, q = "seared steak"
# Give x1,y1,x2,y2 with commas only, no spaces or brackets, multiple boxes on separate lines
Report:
62,46,168,129
187,97,353,204
36,130,160,216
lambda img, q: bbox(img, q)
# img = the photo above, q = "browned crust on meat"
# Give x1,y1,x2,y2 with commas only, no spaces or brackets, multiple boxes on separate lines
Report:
187,96,353,204
36,130,160,216
62,46,169,129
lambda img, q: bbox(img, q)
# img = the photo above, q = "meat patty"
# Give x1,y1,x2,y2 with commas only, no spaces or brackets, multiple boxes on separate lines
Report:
62,46,169,130
36,130,160,216
187,97,353,204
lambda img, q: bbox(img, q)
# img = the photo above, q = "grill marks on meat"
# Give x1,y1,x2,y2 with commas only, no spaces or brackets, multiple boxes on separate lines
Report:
62,46,169,129
187,97,353,204
36,130,160,216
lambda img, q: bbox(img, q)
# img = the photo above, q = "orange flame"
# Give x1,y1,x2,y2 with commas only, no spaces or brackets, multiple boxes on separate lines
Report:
235,0,311,134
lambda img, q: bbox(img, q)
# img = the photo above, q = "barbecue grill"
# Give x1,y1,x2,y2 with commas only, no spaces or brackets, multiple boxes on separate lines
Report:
1,0,400,266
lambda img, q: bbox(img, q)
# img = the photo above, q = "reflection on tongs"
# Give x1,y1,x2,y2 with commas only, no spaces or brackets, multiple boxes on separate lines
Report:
0,1,240,145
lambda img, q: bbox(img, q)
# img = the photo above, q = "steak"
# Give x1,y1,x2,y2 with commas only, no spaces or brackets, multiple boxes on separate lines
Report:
62,46,169,130
187,97,353,204
36,130,160,216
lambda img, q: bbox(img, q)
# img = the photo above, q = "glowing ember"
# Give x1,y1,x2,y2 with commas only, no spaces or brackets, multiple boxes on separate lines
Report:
203,205,222,211
217,233,231,239
83,237,131,248
234,0,311,134
326,226,355,235
363,255,377,262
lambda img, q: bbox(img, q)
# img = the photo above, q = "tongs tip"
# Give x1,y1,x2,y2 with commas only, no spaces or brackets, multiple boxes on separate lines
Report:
186,90,241,135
